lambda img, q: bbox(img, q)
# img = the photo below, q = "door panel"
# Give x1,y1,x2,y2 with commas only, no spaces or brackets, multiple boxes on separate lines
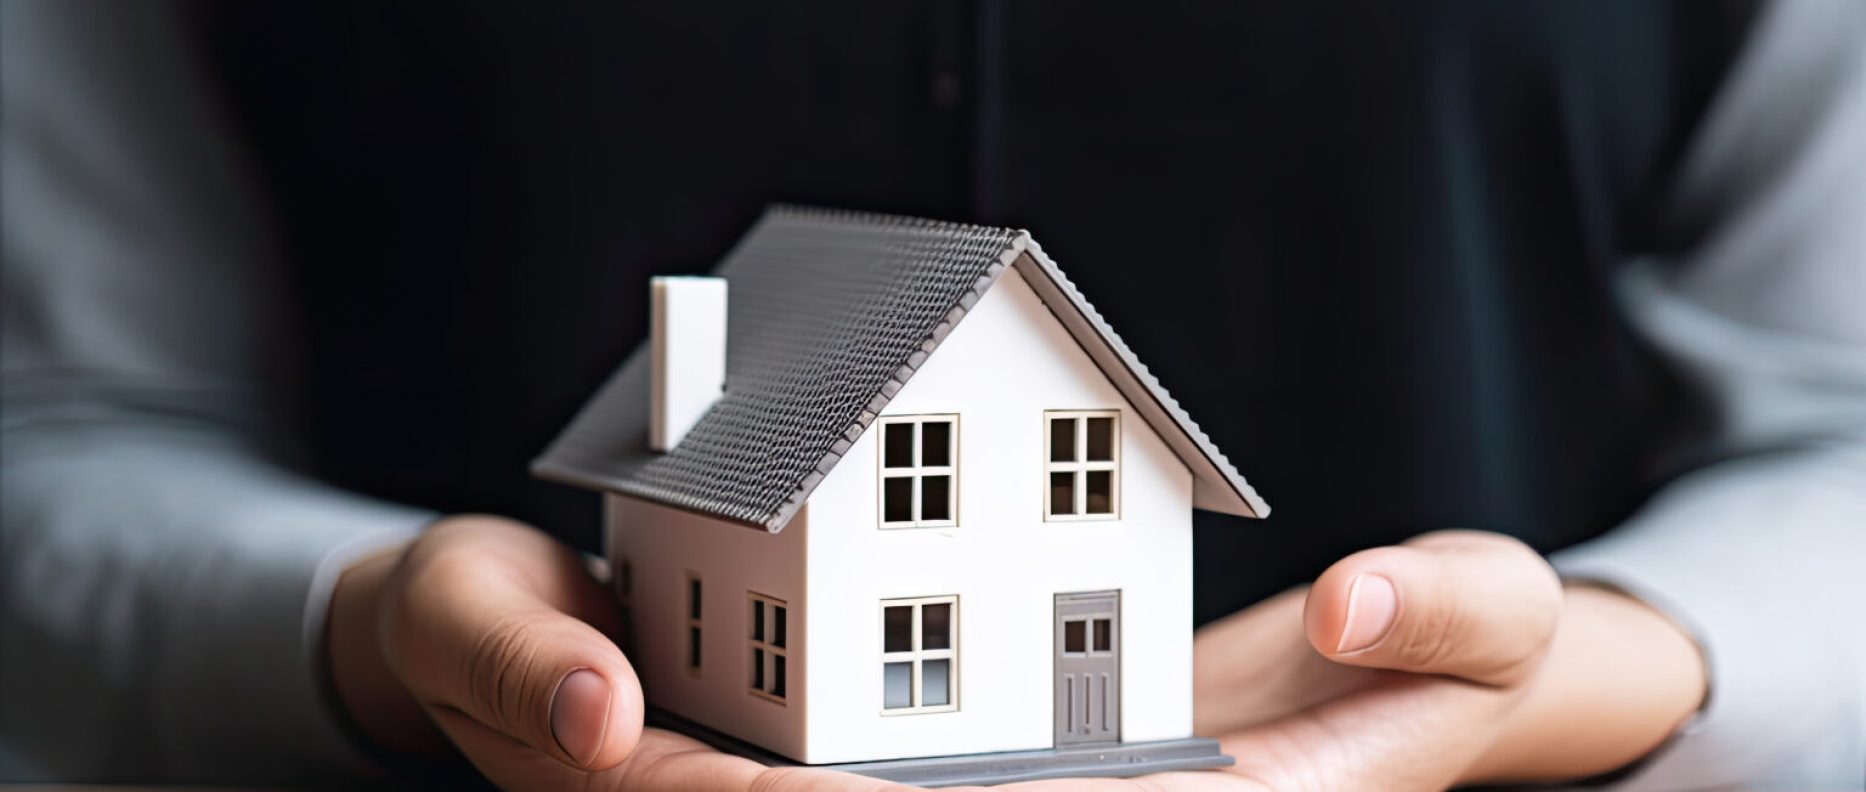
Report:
1055,590,1120,746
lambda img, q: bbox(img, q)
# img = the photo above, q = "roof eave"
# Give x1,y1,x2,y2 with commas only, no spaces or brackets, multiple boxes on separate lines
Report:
1011,241,1270,520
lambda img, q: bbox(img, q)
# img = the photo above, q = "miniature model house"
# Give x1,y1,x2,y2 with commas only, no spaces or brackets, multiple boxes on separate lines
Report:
535,207,1268,784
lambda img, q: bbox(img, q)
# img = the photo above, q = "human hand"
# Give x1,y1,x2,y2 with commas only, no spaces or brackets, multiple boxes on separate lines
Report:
327,515,946,791
329,522,1699,791
1005,530,1706,792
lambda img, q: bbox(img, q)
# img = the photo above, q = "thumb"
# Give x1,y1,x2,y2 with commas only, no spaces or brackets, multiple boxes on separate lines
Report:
1302,530,1563,686
384,518,645,771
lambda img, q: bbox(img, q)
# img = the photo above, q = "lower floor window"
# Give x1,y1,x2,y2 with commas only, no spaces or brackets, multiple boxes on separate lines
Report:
616,558,636,657
686,575,702,675
749,593,788,703
881,595,957,713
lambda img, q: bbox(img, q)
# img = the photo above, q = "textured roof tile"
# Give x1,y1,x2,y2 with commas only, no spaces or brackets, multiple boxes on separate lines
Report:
533,206,1267,531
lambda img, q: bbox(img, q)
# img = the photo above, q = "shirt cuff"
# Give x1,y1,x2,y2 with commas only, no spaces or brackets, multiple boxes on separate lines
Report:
1547,451,1866,790
145,454,433,781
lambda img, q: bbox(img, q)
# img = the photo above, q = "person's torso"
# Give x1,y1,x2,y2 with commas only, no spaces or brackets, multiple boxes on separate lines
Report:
206,0,1751,619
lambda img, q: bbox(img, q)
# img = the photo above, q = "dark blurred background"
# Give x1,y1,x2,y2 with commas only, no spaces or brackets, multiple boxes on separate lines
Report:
197,1,1750,623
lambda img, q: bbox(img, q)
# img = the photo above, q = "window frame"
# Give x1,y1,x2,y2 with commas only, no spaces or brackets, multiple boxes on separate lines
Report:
685,573,703,677
1061,614,1117,657
616,557,636,657
879,595,959,715
747,592,788,705
876,414,960,529
1044,410,1122,521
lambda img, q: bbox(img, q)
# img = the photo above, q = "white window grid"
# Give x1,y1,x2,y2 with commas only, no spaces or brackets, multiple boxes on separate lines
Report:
1044,410,1121,521
880,595,959,715
877,414,959,529
747,592,787,705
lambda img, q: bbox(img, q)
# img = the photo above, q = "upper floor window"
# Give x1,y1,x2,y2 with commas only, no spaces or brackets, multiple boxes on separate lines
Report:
878,415,958,528
1045,410,1120,520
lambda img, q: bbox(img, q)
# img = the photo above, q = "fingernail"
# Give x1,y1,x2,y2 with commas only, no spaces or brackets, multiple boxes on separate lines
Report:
1336,574,1398,653
550,668,611,766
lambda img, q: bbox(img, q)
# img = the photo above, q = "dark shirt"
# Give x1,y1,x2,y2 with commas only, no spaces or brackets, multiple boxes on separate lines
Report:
8,1,1864,784
206,2,1748,619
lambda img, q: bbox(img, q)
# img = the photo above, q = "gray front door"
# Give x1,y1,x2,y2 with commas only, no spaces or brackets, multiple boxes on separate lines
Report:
1055,590,1120,746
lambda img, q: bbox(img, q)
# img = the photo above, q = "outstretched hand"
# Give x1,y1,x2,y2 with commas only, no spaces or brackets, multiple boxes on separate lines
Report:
1009,531,1704,791
327,516,948,792
328,521,1701,792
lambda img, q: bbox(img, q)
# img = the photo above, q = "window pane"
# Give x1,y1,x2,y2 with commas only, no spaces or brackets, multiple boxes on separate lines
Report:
1049,418,1076,462
884,606,913,652
921,421,951,466
921,475,951,521
752,648,765,689
883,477,914,522
773,606,787,649
689,579,702,620
752,600,765,642
884,422,915,468
1064,619,1086,653
923,659,950,706
1093,618,1112,652
689,626,701,668
1050,472,1076,515
1086,417,1115,461
773,654,787,698
922,603,951,650
883,662,913,709
1085,470,1113,514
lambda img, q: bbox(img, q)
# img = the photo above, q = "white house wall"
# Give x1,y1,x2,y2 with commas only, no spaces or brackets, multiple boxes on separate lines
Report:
606,494,808,760
802,265,1196,764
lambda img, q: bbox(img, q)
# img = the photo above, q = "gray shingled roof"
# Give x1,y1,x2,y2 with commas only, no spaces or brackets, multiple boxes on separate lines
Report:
533,206,1267,531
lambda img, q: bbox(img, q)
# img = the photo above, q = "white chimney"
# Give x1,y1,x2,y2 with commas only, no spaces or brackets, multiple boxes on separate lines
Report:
649,276,728,452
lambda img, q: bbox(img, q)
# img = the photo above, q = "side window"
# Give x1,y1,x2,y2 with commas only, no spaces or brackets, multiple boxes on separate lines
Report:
686,575,703,675
748,593,788,703
881,596,958,714
617,558,636,656
878,415,959,528
1045,410,1120,520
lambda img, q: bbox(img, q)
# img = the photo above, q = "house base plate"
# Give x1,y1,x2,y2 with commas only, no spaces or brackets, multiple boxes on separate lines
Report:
647,709,1235,787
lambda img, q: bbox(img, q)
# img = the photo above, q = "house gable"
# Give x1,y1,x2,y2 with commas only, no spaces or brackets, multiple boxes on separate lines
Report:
808,265,1196,536
797,266,1197,762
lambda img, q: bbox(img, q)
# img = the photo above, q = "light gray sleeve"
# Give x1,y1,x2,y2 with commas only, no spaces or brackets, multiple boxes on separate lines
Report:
1,0,431,782
1551,0,1866,788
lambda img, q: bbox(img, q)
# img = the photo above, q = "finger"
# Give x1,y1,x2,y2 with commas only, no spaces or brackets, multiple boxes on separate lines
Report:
1193,588,1375,736
747,766,955,792
1302,530,1562,685
442,717,966,792
1001,769,1270,791
438,717,771,792
384,516,644,771
1217,673,1516,792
